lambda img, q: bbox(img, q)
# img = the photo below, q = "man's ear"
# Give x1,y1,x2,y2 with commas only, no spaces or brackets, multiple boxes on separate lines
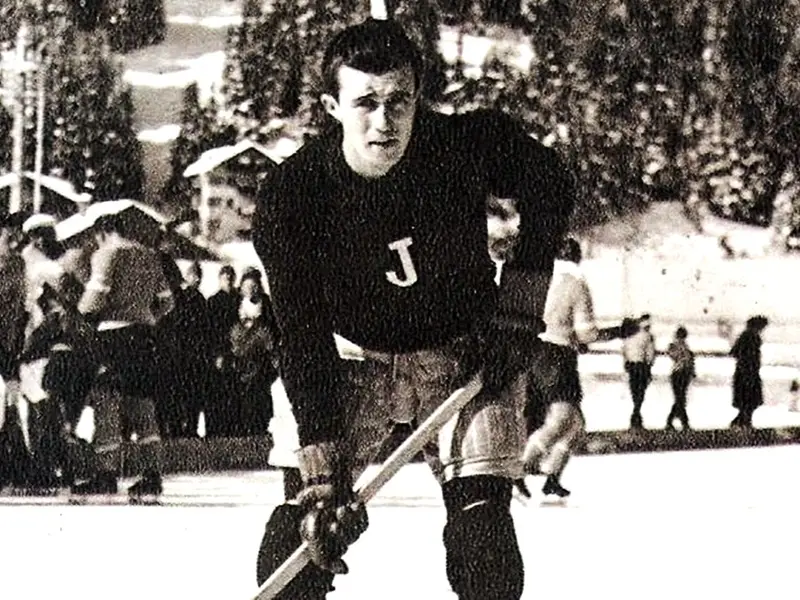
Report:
320,94,341,122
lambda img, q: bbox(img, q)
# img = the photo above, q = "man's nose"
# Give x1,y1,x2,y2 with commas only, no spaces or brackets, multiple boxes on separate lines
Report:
371,103,390,131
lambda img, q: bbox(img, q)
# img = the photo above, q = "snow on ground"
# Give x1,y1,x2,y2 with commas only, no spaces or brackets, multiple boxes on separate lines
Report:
1,445,799,600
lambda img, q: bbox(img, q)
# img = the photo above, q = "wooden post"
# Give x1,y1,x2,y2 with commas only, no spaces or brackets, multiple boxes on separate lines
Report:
33,56,45,214
9,20,29,214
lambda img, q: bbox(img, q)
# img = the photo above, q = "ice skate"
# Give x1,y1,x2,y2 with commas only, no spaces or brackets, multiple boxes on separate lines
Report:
127,471,163,505
69,471,119,504
541,475,570,505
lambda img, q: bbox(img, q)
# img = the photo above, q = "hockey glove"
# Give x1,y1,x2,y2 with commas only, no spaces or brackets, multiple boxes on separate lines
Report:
295,443,368,575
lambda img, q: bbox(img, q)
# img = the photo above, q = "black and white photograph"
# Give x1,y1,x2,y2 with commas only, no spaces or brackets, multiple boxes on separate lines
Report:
1,0,799,598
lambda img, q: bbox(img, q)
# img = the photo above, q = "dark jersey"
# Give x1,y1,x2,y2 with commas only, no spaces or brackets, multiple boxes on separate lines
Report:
253,109,575,446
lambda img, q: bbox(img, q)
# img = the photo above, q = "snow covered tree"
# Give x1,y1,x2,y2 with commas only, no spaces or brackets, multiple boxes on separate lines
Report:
162,83,237,210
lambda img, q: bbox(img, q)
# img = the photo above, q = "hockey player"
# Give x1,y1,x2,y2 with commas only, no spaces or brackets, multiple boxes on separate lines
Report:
252,19,575,600
518,237,599,499
71,214,174,502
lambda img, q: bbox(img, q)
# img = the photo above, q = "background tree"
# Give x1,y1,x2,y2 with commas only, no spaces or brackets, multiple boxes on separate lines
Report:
0,2,147,209
161,83,237,211
220,0,444,138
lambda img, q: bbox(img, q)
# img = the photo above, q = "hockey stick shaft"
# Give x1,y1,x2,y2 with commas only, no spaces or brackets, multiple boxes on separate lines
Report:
251,373,484,600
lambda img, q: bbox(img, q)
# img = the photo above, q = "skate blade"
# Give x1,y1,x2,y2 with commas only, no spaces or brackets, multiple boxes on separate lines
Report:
539,495,569,507
512,487,535,507
7,487,61,497
68,493,126,506
128,494,161,506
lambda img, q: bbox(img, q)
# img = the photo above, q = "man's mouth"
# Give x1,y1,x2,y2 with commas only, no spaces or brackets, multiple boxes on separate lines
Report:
369,139,397,148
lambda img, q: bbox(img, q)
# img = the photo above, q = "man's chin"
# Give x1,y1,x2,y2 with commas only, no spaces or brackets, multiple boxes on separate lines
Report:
363,146,404,170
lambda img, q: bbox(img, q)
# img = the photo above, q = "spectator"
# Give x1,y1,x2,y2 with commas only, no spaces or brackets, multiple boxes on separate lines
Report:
0,213,28,490
666,325,695,430
19,273,95,491
156,259,213,438
185,260,203,291
206,265,240,438
17,214,70,492
0,212,26,400
20,215,66,337
730,315,769,429
229,269,278,437
622,313,656,429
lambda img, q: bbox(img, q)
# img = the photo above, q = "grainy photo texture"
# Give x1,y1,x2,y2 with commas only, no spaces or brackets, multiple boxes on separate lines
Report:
1,1,799,599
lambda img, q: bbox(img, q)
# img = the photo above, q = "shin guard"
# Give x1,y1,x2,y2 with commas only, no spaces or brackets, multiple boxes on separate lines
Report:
442,476,524,600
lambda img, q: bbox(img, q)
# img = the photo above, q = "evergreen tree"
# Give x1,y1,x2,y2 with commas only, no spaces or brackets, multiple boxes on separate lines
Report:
162,83,237,210
221,0,443,136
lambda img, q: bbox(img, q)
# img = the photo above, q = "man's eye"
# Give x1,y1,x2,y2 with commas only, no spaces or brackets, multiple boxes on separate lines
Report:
387,95,412,110
356,98,379,111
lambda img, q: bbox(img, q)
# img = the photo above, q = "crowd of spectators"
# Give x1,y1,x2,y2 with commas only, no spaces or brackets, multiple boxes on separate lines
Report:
0,212,280,493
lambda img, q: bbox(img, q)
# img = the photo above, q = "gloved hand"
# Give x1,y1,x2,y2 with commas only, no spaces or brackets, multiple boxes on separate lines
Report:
296,443,368,574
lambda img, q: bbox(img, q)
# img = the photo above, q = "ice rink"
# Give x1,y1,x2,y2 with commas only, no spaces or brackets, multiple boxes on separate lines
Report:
2,443,799,600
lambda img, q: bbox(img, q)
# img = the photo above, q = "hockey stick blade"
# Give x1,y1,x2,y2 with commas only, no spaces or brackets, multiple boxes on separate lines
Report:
251,373,484,600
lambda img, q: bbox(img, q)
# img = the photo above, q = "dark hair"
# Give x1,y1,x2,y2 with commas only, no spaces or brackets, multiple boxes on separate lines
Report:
321,19,424,96
241,267,262,285
557,237,582,263
675,326,688,339
640,313,652,322
747,315,768,330
219,265,236,280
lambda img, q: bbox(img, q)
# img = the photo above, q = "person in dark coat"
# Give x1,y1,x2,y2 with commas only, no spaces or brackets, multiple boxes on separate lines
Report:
229,268,279,437
156,261,213,438
730,315,768,429
205,265,240,437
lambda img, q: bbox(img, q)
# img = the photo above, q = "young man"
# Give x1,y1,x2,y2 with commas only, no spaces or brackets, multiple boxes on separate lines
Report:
666,325,695,430
252,19,575,600
519,237,599,499
72,214,174,502
623,313,656,429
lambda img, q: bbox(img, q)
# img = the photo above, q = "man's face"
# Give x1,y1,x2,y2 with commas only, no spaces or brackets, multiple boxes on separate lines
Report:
186,267,201,289
486,196,521,260
30,228,52,251
219,272,234,292
240,278,259,299
322,65,418,177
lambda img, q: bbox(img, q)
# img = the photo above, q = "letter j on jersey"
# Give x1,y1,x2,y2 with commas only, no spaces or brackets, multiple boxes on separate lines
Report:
386,237,418,287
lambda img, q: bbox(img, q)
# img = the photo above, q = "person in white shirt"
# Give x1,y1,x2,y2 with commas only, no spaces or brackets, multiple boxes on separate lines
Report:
518,237,599,499
623,313,656,429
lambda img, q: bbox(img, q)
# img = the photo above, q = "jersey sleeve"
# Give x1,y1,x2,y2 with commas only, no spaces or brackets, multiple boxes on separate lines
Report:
476,110,576,274
252,166,344,448
471,110,576,324
78,246,115,317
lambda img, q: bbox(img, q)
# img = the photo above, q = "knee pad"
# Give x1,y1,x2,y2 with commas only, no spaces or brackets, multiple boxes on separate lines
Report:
442,476,524,600
256,503,335,599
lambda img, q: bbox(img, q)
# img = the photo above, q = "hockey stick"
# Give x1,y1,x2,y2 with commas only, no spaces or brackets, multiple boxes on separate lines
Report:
251,372,484,600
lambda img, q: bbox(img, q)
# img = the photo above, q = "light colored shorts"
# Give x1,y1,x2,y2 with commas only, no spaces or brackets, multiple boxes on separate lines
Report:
270,339,527,483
